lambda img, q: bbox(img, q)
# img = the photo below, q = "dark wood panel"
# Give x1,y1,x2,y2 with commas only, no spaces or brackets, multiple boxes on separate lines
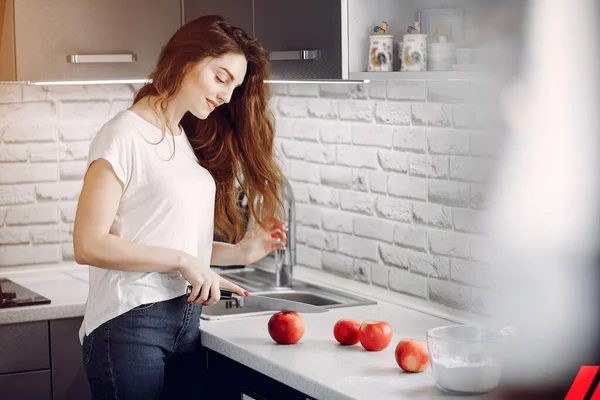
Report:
50,317,91,400
184,0,254,36
0,321,49,374
0,370,52,400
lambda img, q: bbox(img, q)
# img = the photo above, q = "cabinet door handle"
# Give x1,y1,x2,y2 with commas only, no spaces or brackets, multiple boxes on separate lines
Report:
67,53,137,64
269,50,319,61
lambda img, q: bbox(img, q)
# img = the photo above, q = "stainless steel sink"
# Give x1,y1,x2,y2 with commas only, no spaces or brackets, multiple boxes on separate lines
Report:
258,291,342,307
201,267,377,320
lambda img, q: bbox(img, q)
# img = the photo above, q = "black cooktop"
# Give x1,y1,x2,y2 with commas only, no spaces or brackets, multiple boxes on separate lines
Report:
0,278,51,308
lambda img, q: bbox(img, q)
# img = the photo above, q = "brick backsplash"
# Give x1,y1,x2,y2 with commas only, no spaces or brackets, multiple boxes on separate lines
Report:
0,79,499,315
0,83,136,269
270,80,500,316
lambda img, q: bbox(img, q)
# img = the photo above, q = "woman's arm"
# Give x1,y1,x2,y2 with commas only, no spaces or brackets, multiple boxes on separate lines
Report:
73,159,192,273
210,242,246,266
210,219,288,267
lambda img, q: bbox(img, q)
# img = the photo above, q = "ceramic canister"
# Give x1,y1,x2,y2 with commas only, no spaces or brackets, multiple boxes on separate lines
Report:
401,34,427,72
428,36,456,71
368,34,393,72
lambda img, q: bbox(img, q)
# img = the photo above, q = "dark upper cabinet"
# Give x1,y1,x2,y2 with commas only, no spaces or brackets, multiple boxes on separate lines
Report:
254,0,343,80
183,0,344,80
2,0,181,82
183,0,254,37
2,0,347,82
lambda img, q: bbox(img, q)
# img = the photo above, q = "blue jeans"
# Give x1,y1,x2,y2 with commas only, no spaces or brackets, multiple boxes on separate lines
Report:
82,295,204,400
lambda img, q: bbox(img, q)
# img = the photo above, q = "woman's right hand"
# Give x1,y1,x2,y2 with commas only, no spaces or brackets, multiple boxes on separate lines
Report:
180,256,247,306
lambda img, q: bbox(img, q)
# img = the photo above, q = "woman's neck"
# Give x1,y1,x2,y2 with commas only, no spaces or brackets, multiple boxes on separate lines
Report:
129,96,185,136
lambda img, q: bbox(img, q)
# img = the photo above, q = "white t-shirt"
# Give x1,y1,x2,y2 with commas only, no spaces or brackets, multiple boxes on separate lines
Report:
79,110,216,343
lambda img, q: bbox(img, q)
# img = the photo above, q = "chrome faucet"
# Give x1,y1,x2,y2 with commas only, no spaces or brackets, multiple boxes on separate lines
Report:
275,177,296,288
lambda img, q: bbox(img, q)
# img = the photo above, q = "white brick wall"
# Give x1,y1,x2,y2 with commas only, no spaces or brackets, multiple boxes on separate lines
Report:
273,79,500,315
0,79,500,315
0,83,136,268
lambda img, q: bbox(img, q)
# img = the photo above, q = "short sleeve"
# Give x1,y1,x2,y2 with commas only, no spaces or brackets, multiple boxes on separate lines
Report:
87,127,133,189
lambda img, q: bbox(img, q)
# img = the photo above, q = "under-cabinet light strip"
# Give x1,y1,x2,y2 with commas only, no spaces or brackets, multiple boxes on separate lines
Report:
30,79,151,85
30,79,370,86
264,79,369,84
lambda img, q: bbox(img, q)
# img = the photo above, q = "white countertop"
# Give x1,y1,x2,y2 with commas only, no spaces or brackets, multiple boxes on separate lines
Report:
201,303,487,400
204,263,489,400
0,264,88,324
0,263,489,399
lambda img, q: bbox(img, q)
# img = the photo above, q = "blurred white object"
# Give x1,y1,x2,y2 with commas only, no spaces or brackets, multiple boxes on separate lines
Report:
428,36,456,71
455,48,473,65
486,0,600,389
418,8,464,43
427,325,506,395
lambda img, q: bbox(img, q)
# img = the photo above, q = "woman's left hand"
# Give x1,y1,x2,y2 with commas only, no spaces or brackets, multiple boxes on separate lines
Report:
237,218,287,265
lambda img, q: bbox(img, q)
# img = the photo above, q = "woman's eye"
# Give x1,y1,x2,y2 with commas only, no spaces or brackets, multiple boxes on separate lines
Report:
216,76,225,84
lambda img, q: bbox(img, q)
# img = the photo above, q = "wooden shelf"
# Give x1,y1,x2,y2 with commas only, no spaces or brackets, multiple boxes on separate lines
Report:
349,71,488,81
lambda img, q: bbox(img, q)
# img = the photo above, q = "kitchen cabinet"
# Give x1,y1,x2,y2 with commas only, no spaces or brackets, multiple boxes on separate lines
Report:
0,321,50,374
183,0,254,38
0,321,52,399
0,317,90,400
50,318,91,400
1,0,490,83
1,0,181,82
185,0,488,82
184,0,345,80
202,348,315,399
254,0,343,80
0,371,52,400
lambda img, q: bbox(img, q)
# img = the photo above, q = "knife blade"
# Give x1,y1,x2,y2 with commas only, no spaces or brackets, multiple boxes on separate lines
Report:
185,286,328,314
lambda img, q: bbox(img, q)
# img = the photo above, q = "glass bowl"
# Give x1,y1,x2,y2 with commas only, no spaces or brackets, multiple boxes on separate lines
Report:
426,325,508,395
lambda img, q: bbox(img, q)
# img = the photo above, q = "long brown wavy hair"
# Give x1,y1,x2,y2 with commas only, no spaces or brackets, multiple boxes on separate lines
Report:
133,15,284,243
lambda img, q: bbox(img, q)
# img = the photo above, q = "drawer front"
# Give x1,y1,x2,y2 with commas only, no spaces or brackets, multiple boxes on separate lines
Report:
0,321,50,374
0,370,52,400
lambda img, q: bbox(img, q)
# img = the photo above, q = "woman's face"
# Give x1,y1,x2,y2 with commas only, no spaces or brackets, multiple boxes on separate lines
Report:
181,52,248,119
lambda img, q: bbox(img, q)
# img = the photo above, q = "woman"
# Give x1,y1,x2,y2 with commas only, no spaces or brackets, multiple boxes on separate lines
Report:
73,15,287,399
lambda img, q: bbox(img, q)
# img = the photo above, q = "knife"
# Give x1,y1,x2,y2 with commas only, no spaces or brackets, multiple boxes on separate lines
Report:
185,286,328,314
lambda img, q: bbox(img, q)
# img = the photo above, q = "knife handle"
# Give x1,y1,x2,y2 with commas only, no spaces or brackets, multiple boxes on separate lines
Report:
185,285,233,300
